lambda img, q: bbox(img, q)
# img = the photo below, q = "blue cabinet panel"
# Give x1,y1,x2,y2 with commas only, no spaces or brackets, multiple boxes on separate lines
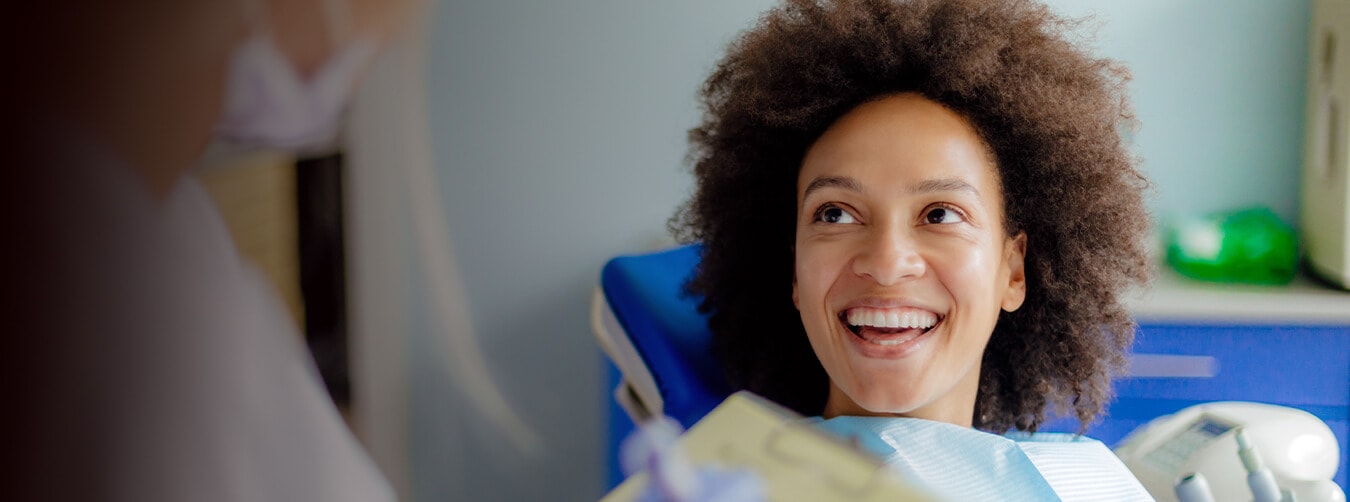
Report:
1043,323,1350,491
1121,324,1349,406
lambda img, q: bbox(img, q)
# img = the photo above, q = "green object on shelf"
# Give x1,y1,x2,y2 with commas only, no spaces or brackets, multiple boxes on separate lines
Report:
1165,207,1299,285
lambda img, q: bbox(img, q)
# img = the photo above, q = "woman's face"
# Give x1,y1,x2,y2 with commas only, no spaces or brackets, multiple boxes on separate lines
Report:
793,93,1026,425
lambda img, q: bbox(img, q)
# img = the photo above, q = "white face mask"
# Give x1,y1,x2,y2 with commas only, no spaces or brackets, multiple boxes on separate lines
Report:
215,0,377,150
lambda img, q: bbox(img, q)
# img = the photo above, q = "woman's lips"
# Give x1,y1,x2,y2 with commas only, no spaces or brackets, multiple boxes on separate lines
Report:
836,310,942,357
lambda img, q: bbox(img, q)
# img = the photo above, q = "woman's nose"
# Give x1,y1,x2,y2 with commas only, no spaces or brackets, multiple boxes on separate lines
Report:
851,228,926,285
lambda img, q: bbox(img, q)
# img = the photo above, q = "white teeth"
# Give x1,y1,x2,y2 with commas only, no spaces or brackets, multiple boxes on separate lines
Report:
846,308,938,329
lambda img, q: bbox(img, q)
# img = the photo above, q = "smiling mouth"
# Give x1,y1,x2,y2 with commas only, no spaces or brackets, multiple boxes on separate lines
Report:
838,307,943,346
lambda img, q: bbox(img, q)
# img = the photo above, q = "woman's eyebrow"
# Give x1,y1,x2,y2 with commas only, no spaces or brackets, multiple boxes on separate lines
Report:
803,176,979,199
911,177,980,197
802,175,863,200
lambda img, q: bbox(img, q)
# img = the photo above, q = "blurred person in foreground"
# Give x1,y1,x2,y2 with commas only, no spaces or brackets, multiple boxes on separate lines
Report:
3,0,421,500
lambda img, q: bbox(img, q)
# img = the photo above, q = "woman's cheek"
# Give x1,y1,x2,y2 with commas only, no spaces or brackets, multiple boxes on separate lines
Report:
794,246,829,301
927,236,1005,310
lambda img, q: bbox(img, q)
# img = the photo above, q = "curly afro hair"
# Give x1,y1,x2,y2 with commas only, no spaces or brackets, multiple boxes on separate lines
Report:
670,0,1153,433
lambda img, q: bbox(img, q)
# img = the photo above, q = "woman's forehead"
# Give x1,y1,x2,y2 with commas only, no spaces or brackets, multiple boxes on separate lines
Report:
798,94,1002,201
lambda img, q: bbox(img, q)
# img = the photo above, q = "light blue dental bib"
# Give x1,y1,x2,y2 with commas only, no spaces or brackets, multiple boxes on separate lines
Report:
813,416,1153,501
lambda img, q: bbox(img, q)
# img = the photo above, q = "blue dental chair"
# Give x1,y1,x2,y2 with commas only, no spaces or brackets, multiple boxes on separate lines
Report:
591,244,727,487
593,244,1350,492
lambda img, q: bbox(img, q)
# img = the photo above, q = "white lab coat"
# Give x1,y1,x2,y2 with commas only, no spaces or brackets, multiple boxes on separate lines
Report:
21,136,395,502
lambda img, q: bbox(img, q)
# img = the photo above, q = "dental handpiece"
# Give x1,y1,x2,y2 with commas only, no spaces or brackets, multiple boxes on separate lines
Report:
1174,472,1216,502
1236,428,1284,502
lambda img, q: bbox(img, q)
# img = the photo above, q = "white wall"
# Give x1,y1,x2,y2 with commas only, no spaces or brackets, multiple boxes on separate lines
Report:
417,1,777,499
1039,0,1311,224
415,1,1312,499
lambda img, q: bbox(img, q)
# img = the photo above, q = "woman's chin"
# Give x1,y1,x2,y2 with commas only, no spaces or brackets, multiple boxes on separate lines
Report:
828,387,926,418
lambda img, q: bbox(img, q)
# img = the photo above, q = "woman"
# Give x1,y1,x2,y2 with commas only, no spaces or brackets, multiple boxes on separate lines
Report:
672,0,1154,498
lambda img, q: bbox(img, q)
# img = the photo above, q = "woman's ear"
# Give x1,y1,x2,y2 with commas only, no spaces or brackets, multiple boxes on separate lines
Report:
1001,232,1027,312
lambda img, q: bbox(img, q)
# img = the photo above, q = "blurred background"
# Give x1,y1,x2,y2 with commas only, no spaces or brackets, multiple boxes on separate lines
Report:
209,0,1323,500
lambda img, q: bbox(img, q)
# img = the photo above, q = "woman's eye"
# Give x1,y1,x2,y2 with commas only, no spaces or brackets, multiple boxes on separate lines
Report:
923,205,965,225
815,205,857,224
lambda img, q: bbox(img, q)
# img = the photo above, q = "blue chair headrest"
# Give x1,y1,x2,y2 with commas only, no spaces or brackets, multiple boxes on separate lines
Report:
599,244,732,429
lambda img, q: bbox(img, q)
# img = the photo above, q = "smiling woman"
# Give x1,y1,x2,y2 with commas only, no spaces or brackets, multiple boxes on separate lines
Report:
669,0,1154,497
671,0,1152,437
794,93,1028,426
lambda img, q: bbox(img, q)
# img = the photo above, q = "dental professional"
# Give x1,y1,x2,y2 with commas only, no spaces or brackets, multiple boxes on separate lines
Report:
4,0,421,500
